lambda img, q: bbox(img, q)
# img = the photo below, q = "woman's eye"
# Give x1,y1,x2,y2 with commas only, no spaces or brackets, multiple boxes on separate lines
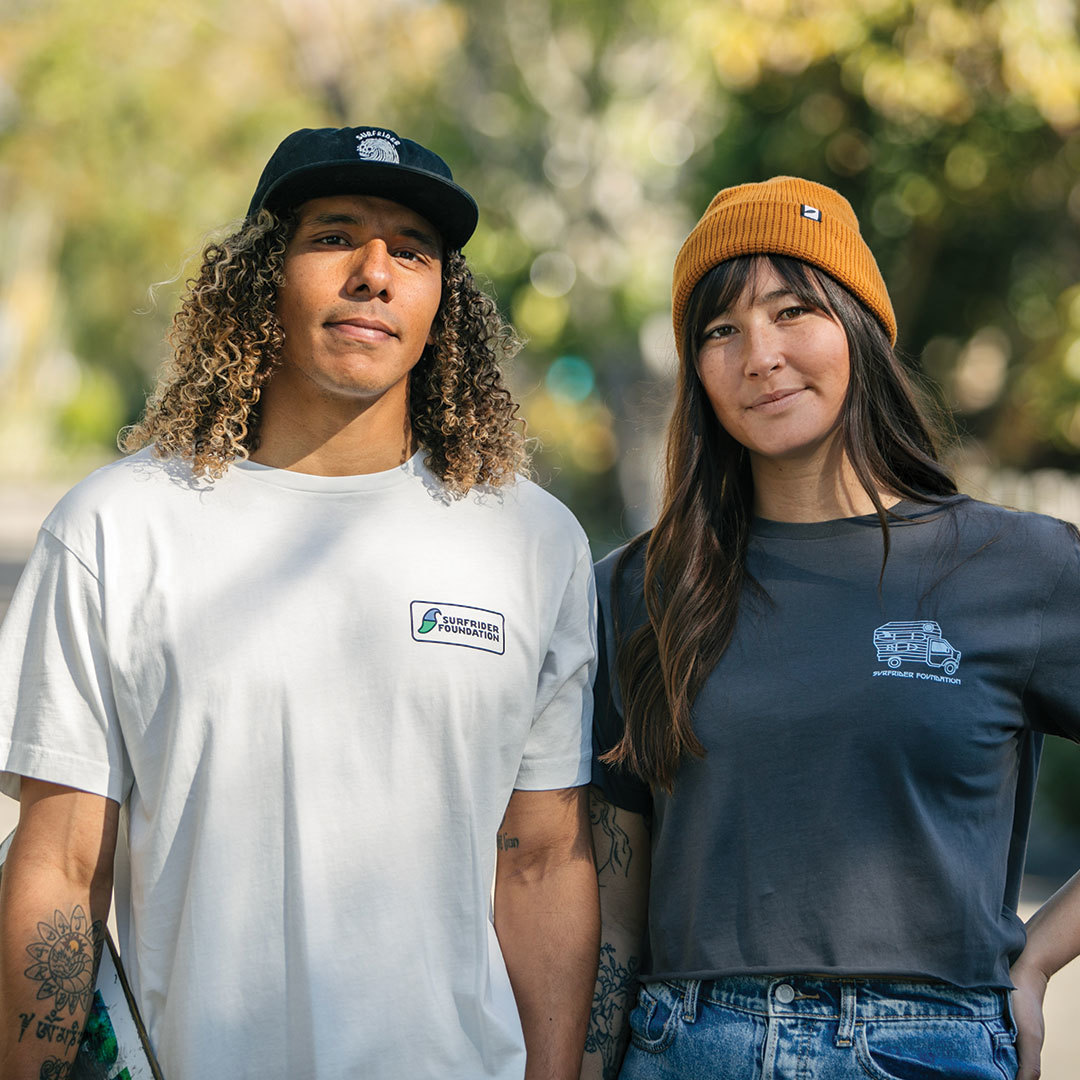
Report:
778,306,808,320
703,324,734,341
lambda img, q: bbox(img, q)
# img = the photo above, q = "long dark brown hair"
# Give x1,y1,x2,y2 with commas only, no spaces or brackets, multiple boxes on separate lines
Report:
122,208,526,493
604,254,957,791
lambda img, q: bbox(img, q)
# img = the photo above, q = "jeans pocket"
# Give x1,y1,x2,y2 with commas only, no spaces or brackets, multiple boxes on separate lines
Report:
627,984,679,1054
856,1018,1013,1080
990,1023,1018,1080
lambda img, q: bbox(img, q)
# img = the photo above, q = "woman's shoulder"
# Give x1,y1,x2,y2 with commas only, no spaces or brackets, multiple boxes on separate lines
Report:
941,494,1080,569
594,535,650,624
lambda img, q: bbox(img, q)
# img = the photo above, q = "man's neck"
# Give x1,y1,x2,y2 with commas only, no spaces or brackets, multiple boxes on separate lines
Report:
251,380,415,477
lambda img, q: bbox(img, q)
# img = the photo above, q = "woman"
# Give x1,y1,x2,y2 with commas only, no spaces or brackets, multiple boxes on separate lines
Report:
582,177,1080,1080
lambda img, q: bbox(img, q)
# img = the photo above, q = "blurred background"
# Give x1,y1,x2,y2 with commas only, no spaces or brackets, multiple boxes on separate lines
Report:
2,0,1080,1058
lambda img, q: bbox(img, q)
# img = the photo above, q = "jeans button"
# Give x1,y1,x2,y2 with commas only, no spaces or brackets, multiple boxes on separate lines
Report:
775,983,796,1004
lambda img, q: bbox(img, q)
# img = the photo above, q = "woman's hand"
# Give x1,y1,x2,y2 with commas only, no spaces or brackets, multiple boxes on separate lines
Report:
1009,959,1048,1080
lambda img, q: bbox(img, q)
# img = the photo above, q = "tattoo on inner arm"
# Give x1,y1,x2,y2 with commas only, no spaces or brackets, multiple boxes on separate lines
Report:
497,832,519,851
590,800,632,879
584,942,640,1080
39,1058,73,1080
24,905,102,1018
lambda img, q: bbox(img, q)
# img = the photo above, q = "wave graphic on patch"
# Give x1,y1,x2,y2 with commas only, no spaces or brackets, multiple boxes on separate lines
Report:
410,600,505,655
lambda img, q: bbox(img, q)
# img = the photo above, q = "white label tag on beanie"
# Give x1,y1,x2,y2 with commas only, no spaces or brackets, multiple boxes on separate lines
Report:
800,205,821,221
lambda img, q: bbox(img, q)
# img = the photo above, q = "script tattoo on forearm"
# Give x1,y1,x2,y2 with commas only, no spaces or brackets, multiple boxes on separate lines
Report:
22,904,103,1059
590,799,632,880
584,942,640,1080
39,1058,73,1080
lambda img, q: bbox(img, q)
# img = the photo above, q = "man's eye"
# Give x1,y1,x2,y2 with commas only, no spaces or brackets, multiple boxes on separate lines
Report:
314,234,349,246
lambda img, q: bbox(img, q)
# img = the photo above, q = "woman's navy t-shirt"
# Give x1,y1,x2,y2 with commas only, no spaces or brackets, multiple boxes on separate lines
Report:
592,496,1080,988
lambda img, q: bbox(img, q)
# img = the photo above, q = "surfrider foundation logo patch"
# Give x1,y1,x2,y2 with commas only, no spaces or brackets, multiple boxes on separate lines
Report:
410,601,505,655
871,620,962,684
356,130,401,163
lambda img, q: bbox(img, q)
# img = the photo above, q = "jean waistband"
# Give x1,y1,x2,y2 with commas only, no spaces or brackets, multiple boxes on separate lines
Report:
656,975,1009,1025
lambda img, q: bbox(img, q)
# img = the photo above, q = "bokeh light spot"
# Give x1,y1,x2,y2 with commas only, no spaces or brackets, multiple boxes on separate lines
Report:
546,355,595,403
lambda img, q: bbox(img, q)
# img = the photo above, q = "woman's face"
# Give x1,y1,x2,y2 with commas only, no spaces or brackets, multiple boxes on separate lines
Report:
695,263,850,468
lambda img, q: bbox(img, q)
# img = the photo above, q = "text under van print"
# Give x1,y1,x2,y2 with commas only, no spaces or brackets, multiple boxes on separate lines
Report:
872,621,962,685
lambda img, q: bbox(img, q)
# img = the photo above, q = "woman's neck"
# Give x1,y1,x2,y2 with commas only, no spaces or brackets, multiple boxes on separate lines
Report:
750,441,898,523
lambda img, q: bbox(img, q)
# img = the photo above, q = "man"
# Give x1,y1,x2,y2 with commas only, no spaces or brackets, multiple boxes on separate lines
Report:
0,126,599,1079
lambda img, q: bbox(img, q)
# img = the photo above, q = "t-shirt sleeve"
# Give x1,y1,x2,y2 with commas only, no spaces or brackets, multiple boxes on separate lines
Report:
514,549,596,790
1024,523,1080,741
0,528,131,804
590,552,652,814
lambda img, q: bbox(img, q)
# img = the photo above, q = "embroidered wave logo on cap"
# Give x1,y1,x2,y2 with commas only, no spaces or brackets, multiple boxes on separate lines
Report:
800,204,822,221
410,600,505,655
355,130,401,163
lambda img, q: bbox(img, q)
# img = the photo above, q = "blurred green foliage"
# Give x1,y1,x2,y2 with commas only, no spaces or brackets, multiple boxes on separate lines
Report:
1,0,1079,543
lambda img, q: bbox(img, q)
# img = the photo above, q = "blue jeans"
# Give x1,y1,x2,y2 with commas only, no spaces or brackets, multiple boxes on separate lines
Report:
620,975,1018,1079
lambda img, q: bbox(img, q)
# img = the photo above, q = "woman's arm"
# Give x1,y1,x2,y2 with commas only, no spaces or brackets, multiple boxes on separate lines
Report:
1010,868,1080,1080
580,788,650,1080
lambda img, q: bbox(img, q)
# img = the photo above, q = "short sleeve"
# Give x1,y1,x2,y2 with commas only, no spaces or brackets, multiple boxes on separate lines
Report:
0,528,131,803
514,550,596,790
1024,524,1080,741
590,548,652,814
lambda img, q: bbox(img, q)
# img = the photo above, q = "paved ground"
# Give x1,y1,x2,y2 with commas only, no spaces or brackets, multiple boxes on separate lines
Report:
1,484,1079,1071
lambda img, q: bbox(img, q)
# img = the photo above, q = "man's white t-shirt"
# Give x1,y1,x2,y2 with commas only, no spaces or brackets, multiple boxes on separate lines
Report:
0,448,596,1079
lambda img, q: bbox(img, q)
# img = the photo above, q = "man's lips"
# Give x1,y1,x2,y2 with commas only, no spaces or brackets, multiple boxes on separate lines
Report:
325,317,398,340
747,387,806,411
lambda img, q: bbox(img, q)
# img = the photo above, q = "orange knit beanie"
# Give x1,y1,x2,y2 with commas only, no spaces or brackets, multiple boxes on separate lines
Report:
671,176,896,356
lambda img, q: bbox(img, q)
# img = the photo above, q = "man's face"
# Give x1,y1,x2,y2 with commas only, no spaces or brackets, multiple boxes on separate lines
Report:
273,194,444,408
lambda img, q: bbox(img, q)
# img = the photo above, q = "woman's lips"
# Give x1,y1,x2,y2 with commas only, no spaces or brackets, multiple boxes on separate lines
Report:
748,387,806,412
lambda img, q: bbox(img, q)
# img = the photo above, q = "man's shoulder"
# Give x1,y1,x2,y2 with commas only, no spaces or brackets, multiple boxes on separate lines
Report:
467,474,591,555
43,449,205,541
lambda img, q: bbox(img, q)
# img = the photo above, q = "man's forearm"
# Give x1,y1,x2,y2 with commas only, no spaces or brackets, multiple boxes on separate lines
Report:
0,861,104,1078
495,852,600,1080
0,783,117,1080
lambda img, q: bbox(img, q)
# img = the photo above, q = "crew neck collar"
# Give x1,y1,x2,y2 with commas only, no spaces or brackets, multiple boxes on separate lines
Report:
231,449,428,493
750,494,968,539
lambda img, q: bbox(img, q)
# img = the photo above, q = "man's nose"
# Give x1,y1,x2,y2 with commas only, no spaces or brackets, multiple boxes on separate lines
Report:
346,240,393,298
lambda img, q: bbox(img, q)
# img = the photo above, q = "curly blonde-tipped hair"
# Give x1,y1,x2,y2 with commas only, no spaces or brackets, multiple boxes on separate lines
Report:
122,208,528,494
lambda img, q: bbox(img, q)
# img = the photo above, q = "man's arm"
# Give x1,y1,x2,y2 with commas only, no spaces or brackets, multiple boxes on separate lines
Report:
0,779,118,1080
580,788,649,1080
494,785,599,1080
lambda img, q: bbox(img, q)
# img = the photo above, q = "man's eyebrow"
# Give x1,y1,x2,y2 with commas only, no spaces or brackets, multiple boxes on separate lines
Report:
306,212,362,227
302,212,442,255
398,226,442,255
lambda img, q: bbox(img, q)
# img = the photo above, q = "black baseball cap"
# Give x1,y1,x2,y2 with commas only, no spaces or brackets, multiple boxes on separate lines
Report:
246,126,479,250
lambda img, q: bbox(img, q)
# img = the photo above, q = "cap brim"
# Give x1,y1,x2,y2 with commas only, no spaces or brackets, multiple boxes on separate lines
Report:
251,161,479,250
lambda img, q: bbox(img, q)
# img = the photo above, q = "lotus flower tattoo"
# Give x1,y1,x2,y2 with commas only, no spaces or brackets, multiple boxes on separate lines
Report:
24,906,102,1016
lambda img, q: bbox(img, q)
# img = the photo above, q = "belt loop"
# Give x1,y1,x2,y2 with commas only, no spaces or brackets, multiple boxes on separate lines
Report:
681,979,701,1024
835,981,856,1047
